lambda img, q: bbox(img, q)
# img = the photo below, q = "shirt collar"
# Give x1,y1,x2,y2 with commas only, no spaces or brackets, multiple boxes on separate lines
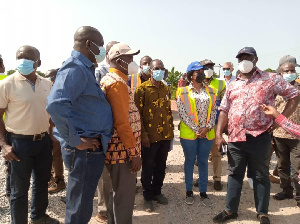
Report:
144,79,165,88
109,68,128,81
236,68,262,81
71,50,94,68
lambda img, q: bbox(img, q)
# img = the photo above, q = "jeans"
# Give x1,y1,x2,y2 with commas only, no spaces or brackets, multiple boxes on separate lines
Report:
4,160,11,197
8,133,52,224
62,145,105,224
142,140,170,201
226,132,271,215
180,138,213,192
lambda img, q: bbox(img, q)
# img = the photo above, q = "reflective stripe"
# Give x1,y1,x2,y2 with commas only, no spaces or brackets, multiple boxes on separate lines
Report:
130,73,142,93
217,80,223,99
182,87,195,121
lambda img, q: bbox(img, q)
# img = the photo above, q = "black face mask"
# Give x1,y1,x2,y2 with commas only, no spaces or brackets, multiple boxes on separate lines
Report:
195,72,205,83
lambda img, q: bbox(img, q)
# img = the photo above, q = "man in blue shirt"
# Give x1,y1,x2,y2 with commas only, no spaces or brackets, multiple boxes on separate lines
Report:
46,26,113,224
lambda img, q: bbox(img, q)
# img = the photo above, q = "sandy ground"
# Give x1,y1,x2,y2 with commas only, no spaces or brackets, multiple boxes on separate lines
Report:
0,101,299,224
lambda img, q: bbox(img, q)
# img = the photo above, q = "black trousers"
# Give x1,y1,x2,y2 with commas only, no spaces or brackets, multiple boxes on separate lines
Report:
141,140,170,201
274,137,300,202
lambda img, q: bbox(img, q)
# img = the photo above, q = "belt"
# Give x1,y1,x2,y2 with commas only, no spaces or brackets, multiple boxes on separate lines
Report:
8,132,48,141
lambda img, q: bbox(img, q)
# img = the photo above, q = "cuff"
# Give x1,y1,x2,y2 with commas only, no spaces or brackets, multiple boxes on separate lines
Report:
127,147,141,160
275,114,286,125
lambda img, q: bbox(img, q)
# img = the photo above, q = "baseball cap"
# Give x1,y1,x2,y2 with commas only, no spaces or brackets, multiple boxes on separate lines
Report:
186,61,203,73
279,55,300,67
236,47,257,58
200,59,215,66
108,43,140,61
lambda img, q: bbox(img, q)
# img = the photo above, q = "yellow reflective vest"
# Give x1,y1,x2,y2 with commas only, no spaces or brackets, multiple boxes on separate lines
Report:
209,78,225,99
177,86,217,140
130,73,142,93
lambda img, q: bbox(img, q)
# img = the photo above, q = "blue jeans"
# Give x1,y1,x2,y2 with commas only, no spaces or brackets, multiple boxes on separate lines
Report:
226,132,271,215
180,138,213,192
8,133,52,224
62,145,105,224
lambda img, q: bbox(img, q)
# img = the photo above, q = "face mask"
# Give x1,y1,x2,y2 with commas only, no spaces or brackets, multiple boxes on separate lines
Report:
16,59,36,75
89,41,106,63
142,65,150,75
195,72,205,83
282,73,297,82
238,59,255,73
204,69,214,78
152,70,165,81
128,61,139,74
223,70,231,77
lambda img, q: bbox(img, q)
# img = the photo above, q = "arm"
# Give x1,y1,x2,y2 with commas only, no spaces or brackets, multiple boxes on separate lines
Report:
275,114,300,139
105,82,138,156
207,102,217,129
281,95,300,118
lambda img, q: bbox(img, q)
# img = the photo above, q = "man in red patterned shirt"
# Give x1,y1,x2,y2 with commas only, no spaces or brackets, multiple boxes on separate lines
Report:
213,47,300,224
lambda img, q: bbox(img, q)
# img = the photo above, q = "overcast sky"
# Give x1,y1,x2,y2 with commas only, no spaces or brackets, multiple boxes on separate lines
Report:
1,0,299,75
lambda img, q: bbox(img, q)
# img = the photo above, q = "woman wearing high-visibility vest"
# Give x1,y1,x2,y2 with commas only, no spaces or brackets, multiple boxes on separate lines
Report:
176,61,217,206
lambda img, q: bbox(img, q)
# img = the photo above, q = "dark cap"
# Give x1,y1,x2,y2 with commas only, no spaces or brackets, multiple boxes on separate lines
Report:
200,59,215,66
279,55,300,67
236,47,257,58
186,61,203,73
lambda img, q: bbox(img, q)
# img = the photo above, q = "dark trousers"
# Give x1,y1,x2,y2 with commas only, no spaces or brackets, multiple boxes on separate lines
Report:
62,145,105,224
273,137,300,202
7,133,52,224
5,160,11,197
226,132,271,215
141,140,170,201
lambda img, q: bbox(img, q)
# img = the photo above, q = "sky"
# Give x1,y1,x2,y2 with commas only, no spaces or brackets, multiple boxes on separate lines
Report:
1,0,300,75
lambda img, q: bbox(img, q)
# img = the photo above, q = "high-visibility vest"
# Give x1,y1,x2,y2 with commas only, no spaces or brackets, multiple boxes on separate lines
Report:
177,86,217,140
0,75,7,120
209,78,225,99
130,73,142,93
296,79,300,83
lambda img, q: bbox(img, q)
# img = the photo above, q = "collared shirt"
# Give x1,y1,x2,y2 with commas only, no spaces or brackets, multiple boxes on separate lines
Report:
46,50,113,151
100,68,141,164
219,68,299,142
275,114,300,139
0,72,51,135
95,61,110,83
224,75,236,87
177,84,217,133
134,79,174,143
273,82,300,140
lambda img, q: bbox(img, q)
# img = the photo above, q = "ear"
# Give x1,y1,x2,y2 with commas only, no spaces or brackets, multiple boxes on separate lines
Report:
85,40,91,49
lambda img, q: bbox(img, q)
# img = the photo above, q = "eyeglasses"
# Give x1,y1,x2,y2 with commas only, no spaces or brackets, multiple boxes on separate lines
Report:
223,68,230,71
151,67,165,71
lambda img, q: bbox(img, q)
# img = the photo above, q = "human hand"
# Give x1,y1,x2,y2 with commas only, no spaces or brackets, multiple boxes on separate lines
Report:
130,156,142,173
2,144,20,161
142,136,150,148
197,127,209,139
261,104,280,118
76,137,100,151
215,135,227,151
267,122,280,133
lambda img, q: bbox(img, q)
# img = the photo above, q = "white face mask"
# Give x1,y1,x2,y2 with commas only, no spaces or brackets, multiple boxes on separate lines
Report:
119,59,139,75
204,69,214,78
238,59,255,73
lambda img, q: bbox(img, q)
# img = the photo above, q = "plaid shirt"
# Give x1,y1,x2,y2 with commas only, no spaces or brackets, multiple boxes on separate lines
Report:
219,68,299,142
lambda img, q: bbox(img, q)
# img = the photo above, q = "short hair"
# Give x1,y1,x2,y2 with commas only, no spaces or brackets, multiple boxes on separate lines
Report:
0,55,3,65
187,70,194,82
224,62,234,68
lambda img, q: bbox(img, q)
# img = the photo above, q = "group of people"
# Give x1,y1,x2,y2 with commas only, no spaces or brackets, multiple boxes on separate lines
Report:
0,25,299,224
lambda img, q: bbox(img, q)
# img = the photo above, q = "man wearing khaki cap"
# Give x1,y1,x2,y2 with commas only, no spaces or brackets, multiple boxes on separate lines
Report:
100,42,142,224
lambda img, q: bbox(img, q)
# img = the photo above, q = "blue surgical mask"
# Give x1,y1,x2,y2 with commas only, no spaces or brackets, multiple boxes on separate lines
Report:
90,41,106,63
142,65,150,75
282,73,297,82
223,70,231,77
152,70,165,81
16,59,36,75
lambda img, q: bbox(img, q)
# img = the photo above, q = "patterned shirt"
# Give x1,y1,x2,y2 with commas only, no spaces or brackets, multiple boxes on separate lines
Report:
95,62,109,83
176,84,217,133
275,114,300,139
134,79,174,143
100,68,141,164
219,68,299,142
273,82,300,140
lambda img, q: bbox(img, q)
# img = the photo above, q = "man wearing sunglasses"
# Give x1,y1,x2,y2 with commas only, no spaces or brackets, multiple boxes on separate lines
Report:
222,62,236,87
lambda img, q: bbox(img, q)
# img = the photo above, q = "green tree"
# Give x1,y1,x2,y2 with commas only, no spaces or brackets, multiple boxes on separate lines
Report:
36,71,45,77
6,69,16,75
166,67,182,99
264,68,276,73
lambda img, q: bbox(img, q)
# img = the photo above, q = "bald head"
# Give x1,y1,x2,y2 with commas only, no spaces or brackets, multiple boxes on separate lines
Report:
74,26,104,49
16,45,40,61
150,59,164,69
106,41,119,53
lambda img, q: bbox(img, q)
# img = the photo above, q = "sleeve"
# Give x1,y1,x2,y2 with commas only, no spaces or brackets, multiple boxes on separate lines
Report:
0,82,8,109
207,102,217,129
134,86,148,139
167,88,174,131
105,82,136,149
46,66,87,147
273,74,299,101
275,114,300,139
219,88,230,113
176,93,199,133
